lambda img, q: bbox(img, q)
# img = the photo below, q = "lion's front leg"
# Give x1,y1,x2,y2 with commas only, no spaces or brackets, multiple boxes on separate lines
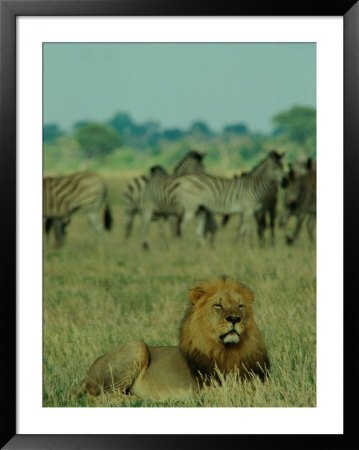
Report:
80,340,150,397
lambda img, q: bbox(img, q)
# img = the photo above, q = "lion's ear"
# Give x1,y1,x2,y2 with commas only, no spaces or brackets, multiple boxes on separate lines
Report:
189,286,205,304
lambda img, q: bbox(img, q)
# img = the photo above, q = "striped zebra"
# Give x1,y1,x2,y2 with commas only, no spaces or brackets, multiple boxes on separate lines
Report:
140,150,284,247
43,171,112,247
173,150,205,175
122,166,167,239
123,150,217,240
280,158,316,245
222,170,279,246
173,151,217,241
139,166,183,249
253,181,278,246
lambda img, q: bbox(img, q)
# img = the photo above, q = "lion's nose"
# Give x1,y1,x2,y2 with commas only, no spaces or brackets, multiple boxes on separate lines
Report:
225,315,241,324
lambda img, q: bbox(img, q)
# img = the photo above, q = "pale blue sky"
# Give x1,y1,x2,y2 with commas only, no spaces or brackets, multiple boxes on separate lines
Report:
43,43,316,134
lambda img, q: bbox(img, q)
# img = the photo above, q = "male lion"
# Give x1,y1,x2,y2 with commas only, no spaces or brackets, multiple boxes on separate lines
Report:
74,276,270,401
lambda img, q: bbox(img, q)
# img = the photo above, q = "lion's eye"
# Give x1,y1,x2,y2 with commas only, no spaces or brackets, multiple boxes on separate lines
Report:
238,304,245,309
214,304,223,310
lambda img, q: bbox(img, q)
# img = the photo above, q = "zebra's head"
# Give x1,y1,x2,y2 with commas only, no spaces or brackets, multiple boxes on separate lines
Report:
150,165,167,177
187,150,205,162
281,163,296,188
283,177,304,211
267,150,285,184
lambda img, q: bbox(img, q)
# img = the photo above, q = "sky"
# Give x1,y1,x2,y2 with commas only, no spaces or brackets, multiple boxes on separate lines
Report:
43,43,316,134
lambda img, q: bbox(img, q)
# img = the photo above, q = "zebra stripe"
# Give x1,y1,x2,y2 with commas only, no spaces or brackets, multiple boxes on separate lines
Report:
174,151,217,241
173,150,205,175
166,151,284,246
280,159,316,245
254,183,278,246
43,171,112,247
138,151,222,248
142,170,180,215
123,150,208,240
223,170,279,246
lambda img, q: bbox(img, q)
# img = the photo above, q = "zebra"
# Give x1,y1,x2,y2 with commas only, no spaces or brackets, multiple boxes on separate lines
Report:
122,166,167,239
139,165,183,249
222,170,279,246
280,158,316,245
122,150,216,240
43,171,112,247
172,151,217,241
173,150,205,175
253,180,278,247
140,150,284,247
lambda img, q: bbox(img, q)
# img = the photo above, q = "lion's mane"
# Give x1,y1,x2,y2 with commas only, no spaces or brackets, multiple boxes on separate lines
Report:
180,276,270,383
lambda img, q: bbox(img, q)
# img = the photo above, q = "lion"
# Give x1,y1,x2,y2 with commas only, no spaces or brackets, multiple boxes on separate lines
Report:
73,276,270,401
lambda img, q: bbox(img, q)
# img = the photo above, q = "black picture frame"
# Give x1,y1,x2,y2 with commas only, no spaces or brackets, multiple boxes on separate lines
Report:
1,0,357,448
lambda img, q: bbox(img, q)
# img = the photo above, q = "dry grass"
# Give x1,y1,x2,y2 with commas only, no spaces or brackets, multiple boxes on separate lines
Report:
43,172,316,407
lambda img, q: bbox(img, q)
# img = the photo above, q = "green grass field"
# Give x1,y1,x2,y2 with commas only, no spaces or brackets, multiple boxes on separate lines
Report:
43,172,316,407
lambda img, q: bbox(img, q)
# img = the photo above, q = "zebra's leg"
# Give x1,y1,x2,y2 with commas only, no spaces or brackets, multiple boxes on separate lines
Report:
222,215,230,227
53,219,68,247
236,213,243,242
179,209,195,240
279,209,291,244
269,209,276,247
43,218,53,248
169,215,181,238
306,214,316,243
87,212,104,245
175,215,182,238
255,210,266,247
204,211,218,246
140,208,153,250
279,209,290,229
237,212,253,244
103,201,112,231
124,211,136,239
286,215,304,245
195,209,207,246
158,218,169,249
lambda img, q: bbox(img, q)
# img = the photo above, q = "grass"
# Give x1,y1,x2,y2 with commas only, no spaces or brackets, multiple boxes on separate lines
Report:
43,172,316,407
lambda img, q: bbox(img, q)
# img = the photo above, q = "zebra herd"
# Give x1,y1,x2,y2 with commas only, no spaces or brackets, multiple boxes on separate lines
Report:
43,150,316,249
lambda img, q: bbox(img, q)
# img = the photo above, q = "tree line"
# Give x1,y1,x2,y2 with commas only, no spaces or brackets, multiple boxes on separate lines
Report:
44,105,316,162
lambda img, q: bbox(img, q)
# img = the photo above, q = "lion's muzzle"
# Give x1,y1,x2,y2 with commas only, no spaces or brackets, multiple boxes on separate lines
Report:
220,330,241,345
219,315,244,345
225,315,241,325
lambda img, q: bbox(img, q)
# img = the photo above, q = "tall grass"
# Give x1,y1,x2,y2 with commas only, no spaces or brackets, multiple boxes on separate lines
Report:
43,172,316,407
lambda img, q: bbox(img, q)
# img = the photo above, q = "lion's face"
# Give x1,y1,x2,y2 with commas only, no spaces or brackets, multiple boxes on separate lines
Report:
180,276,269,381
185,276,255,349
205,289,249,345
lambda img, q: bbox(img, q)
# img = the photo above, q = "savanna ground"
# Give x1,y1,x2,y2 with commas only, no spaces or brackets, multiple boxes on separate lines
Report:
43,171,316,408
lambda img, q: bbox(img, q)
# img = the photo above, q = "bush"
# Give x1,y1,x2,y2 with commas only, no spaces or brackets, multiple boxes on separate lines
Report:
74,122,123,158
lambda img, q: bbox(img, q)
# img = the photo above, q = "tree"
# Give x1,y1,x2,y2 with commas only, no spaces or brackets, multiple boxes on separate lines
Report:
74,122,123,158
43,124,65,142
107,113,134,138
73,120,91,130
272,106,316,147
223,123,248,135
188,121,213,137
143,121,160,136
162,128,184,141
